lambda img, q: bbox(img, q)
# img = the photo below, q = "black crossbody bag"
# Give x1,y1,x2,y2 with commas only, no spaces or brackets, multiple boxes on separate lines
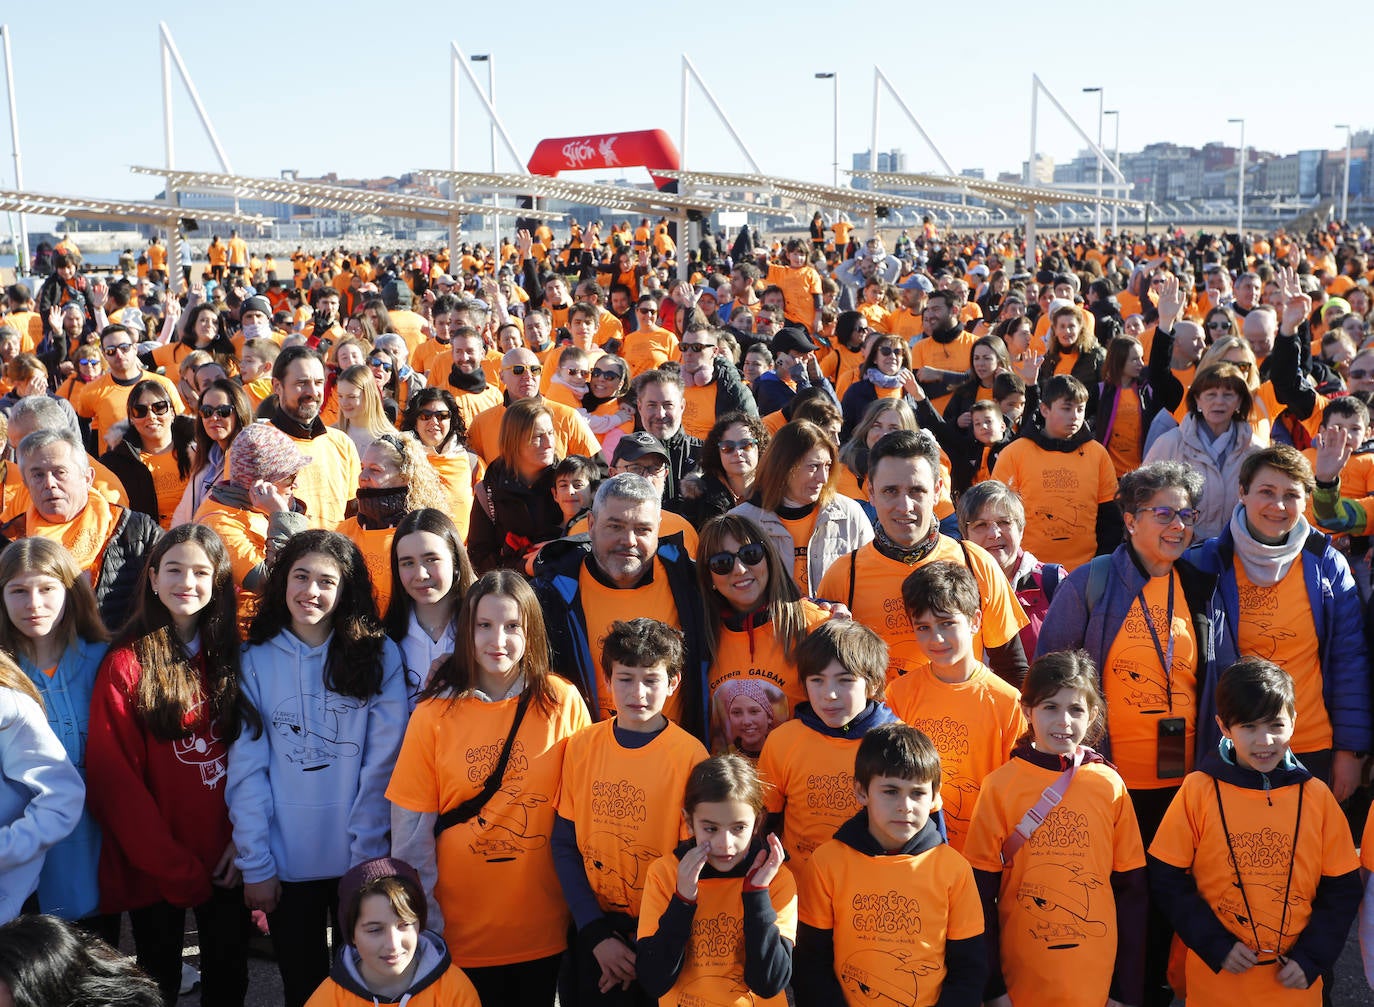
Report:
433,688,533,837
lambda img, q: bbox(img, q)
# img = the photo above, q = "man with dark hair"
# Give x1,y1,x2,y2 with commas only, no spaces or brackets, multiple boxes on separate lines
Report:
268,346,360,525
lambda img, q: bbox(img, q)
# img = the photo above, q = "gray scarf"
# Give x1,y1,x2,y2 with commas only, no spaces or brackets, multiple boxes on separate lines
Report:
1228,503,1308,587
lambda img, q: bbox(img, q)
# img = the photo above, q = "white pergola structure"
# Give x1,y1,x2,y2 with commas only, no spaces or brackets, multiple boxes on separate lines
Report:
130,166,563,244
418,169,748,219
850,170,1144,266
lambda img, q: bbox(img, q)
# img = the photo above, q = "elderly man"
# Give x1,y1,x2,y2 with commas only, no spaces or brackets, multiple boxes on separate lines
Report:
4,427,161,624
466,347,599,465
1,397,126,524
566,431,699,553
532,473,707,739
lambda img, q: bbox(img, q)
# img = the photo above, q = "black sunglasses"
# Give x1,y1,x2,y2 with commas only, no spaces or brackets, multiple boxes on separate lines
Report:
131,400,172,419
199,404,235,420
368,357,393,370
707,542,767,575
590,367,622,382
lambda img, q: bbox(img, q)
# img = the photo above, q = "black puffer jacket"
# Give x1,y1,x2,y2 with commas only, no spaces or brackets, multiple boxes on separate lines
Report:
466,459,563,574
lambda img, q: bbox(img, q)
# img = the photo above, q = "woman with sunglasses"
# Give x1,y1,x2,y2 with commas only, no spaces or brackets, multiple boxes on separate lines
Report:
401,387,477,542
1037,461,1234,1006
576,353,635,445
839,332,915,440
56,345,104,404
1201,304,1238,342
171,378,251,528
696,514,832,759
688,412,770,526
367,345,403,422
101,380,195,529
334,364,394,456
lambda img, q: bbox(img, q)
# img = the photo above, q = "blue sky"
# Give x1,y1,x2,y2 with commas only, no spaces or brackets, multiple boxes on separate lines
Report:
2,1,1368,209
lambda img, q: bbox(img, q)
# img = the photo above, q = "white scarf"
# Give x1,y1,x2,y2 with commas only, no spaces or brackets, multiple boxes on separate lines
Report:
1228,503,1308,587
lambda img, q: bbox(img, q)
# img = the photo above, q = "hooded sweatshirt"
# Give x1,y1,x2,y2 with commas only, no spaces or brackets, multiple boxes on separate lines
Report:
304,929,480,1007
226,631,409,884
795,812,986,1007
1148,742,1361,999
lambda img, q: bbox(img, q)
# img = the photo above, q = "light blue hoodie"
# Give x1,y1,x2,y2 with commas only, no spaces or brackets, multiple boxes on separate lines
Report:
18,637,108,920
227,631,408,884
0,686,85,923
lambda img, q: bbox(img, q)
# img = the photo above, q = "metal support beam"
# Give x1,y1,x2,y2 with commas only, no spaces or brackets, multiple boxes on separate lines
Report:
1,24,27,275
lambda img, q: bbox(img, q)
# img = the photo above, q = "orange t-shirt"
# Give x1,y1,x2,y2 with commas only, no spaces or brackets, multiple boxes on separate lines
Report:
885,663,1026,851
619,326,679,377
758,720,868,877
1105,387,1142,477
1234,566,1326,753
426,453,474,543
385,678,591,967
777,509,820,593
766,263,822,327
964,755,1145,1007
680,381,717,441
578,561,683,724
991,437,1118,571
1101,570,1199,789
555,719,707,918
707,601,830,755
816,539,1027,682
139,448,186,531
799,837,983,1007
637,851,796,1007
911,332,977,412
335,518,394,615
1149,771,1357,1005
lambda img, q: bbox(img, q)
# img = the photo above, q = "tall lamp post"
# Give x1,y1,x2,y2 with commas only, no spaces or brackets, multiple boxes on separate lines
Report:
470,53,498,257
1083,86,1103,241
1228,117,1245,238
815,72,838,188
1335,123,1353,224
1104,109,1120,236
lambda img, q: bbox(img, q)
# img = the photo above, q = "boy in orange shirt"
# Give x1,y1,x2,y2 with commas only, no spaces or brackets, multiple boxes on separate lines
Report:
757,620,901,885
991,374,1120,570
553,618,708,1006
1148,658,1361,1005
794,724,985,1007
889,562,1025,852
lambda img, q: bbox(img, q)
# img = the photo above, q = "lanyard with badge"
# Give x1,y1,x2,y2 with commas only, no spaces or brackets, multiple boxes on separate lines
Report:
1139,572,1187,779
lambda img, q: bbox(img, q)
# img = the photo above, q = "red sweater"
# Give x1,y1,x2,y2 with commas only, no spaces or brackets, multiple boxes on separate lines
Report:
86,646,233,912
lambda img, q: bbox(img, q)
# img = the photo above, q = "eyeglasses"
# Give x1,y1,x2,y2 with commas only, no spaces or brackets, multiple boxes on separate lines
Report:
589,367,622,382
368,357,393,370
103,343,135,357
510,364,542,376
719,438,758,454
707,541,768,575
877,344,901,356
1206,320,1232,331
681,342,716,353
619,459,666,477
1228,360,1255,373
199,404,235,420
636,306,655,315
130,400,173,419
76,357,101,367
1135,505,1201,527
562,367,589,378
417,409,452,422
1351,369,1374,380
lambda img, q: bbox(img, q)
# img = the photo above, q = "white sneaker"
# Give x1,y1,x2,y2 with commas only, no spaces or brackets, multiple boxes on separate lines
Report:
179,963,200,996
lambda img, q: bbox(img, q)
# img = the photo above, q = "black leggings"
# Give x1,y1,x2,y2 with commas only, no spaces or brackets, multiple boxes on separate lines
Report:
266,879,340,1007
465,953,562,1007
129,886,249,1007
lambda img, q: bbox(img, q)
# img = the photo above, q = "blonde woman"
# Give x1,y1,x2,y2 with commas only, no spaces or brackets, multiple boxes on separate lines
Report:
334,364,395,455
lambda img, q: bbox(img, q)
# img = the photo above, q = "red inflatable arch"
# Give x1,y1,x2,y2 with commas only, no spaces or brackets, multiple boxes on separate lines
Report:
526,129,680,189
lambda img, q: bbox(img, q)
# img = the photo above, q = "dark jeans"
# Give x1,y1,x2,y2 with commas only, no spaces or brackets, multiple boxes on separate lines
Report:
558,917,655,1007
1129,786,1180,1007
129,886,249,1007
466,952,562,1007
266,878,340,1007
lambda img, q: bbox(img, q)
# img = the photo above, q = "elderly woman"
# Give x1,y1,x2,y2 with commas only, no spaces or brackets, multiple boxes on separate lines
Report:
1037,459,1234,1007
467,397,565,574
957,480,1063,659
730,418,872,595
1143,362,1262,539
1190,445,1369,800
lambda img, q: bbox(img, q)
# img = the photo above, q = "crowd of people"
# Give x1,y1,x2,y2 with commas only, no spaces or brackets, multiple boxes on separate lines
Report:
4,212,1374,1006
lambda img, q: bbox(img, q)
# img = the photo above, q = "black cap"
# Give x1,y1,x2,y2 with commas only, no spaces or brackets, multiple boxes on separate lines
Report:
612,431,670,465
770,326,820,356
